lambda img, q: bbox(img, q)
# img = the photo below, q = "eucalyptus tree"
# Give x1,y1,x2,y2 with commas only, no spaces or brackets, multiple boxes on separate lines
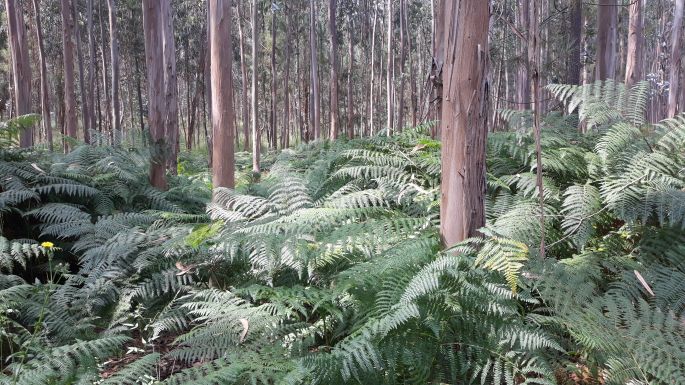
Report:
439,0,491,246
209,0,235,189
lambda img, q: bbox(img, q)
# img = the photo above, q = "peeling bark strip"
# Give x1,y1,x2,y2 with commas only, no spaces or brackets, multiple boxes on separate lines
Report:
209,0,235,189
439,0,490,246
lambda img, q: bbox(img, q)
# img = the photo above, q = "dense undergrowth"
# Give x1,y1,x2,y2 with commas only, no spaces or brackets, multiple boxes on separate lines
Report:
1,81,685,384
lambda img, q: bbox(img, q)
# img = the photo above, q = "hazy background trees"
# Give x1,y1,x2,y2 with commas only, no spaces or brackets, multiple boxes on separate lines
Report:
2,0,685,160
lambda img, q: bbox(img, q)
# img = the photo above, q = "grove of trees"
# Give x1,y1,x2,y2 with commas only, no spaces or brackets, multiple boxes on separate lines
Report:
2,0,685,384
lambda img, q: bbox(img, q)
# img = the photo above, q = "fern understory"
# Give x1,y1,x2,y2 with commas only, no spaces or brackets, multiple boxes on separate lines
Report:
1,81,685,384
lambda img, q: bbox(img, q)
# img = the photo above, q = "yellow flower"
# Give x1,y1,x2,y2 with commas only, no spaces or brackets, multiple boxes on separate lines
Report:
41,242,54,249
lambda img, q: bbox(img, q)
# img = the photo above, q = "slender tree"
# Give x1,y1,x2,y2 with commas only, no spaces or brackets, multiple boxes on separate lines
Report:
270,1,278,149
625,0,645,87
237,0,251,151
204,8,213,160
439,0,490,246
32,0,52,150
282,2,292,148
530,0,544,257
668,0,684,117
517,0,530,109
309,0,321,140
251,0,261,172
87,0,97,142
346,14,354,138
107,0,121,143
161,1,179,172
209,0,235,189
428,0,444,135
386,0,394,133
397,0,407,130
368,4,378,135
405,0,417,127
74,0,90,144
328,0,340,139
61,0,78,150
567,0,582,85
99,1,111,140
596,0,618,81
142,0,167,189
6,0,32,147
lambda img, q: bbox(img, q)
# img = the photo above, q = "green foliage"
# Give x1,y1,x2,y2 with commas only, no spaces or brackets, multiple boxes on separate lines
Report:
2,84,685,384
0,114,40,149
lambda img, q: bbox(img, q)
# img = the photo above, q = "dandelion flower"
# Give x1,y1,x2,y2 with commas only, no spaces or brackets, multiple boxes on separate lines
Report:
41,241,54,249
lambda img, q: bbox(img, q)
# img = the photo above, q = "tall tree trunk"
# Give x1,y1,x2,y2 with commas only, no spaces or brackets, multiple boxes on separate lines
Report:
567,0,582,85
406,0,417,127
56,65,66,143
397,0,406,131
369,4,378,136
204,11,213,163
94,57,102,138
625,0,645,87
386,0,394,133
668,0,685,117
309,0,321,140
251,0,261,173
237,0,251,151
429,0,444,137
209,0,235,189
61,0,78,151
283,2,292,148
87,0,97,143
107,0,121,143
439,0,490,246
74,0,90,144
32,0,51,150
596,0,618,81
134,56,144,138
530,0,545,257
184,40,191,148
142,0,167,190
126,58,136,141
300,33,310,142
186,83,199,151
270,1,278,149
346,16,354,138
99,1,111,141
6,0,32,148
492,53,503,130
161,1,179,173
187,60,202,152
516,0,530,109
328,0,340,139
